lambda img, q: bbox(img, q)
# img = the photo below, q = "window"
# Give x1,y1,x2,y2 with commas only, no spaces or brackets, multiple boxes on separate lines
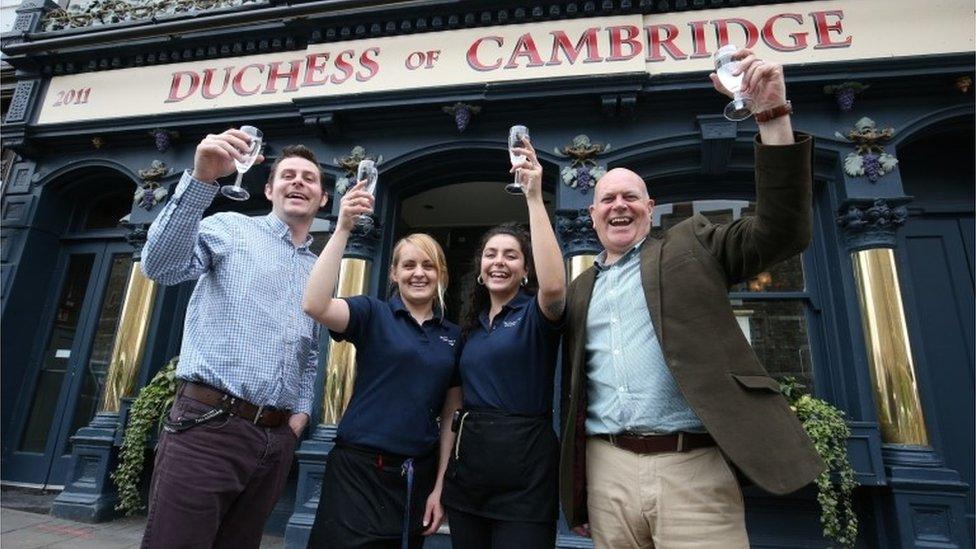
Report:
655,199,814,391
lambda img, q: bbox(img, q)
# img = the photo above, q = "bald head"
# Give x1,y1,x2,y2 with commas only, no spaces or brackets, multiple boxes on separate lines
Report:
588,167,655,263
594,168,649,204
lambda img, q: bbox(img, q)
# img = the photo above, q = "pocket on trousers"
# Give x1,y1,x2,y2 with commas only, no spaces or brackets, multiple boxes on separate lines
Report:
171,398,231,431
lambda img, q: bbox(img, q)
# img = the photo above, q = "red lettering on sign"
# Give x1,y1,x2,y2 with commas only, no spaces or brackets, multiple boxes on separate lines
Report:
358,47,381,82
810,10,852,49
645,24,688,62
762,13,808,52
232,64,264,96
547,28,602,65
467,36,504,71
331,50,356,84
712,18,759,49
201,67,233,99
303,53,331,87
264,60,303,94
166,71,200,103
687,20,710,58
606,25,643,61
505,33,545,69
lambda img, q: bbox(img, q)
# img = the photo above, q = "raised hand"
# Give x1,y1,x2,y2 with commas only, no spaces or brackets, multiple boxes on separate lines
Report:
191,128,264,183
509,137,543,202
337,180,375,232
709,49,787,113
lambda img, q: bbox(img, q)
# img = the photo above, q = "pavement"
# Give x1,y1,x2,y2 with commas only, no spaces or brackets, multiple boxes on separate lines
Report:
0,487,285,549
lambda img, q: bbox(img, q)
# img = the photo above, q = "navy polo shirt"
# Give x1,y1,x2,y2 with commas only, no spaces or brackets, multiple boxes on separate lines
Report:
331,295,460,456
458,289,563,416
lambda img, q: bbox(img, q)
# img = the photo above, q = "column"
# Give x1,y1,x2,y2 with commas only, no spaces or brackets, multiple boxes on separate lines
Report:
837,198,970,548
321,258,370,424
556,207,601,280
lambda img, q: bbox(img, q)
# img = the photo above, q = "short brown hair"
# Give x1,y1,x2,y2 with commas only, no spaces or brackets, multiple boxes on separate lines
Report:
266,145,324,187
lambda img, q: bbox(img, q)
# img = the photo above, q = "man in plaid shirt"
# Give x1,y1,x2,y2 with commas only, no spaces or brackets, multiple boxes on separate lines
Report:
140,129,329,548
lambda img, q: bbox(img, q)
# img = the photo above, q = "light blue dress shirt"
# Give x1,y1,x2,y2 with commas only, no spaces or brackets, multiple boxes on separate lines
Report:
142,171,319,415
585,241,705,435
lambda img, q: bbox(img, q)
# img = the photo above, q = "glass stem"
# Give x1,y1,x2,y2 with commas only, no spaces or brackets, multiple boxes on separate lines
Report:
233,171,244,189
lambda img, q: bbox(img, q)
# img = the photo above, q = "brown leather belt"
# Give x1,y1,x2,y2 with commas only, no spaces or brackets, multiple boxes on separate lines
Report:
594,432,715,455
181,381,289,428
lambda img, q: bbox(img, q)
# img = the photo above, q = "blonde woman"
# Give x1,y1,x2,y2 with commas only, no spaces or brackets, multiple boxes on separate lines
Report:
303,181,461,548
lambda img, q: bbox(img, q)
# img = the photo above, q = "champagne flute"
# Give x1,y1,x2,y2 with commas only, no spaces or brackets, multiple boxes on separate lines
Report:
713,45,754,122
220,125,263,201
506,125,529,195
354,159,378,230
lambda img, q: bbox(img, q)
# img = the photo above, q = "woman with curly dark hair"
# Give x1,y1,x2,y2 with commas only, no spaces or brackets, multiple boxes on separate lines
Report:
442,137,566,548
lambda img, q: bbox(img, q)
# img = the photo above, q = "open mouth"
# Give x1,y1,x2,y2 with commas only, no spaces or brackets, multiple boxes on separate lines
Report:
285,192,309,203
488,270,511,281
608,216,633,228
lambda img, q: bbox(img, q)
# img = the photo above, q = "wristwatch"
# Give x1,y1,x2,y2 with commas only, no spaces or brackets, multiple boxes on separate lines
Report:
755,100,793,123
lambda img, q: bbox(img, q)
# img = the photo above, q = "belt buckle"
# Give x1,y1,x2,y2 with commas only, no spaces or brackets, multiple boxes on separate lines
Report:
253,404,264,425
676,432,685,452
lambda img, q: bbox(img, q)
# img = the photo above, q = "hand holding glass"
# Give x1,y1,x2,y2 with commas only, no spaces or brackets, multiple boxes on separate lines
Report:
354,159,378,229
506,125,529,195
713,45,754,121
220,125,263,201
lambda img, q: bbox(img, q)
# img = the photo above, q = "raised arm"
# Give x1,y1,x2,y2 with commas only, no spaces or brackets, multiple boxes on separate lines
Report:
142,129,259,285
703,50,811,283
512,138,566,321
302,180,374,332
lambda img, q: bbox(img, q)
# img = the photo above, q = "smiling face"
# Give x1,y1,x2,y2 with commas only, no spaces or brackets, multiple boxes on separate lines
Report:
390,242,440,308
589,168,655,261
264,156,327,223
480,234,528,298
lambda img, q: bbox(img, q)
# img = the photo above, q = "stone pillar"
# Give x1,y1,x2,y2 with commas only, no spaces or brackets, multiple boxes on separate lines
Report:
320,258,370,424
556,207,601,280
837,198,970,547
51,224,157,522
286,224,380,548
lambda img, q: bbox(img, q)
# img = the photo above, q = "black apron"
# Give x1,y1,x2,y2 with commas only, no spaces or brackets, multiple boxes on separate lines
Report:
309,441,436,548
442,409,559,523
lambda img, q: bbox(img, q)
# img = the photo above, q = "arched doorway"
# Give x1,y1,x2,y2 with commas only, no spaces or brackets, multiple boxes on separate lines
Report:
381,145,557,323
3,166,136,487
894,115,975,538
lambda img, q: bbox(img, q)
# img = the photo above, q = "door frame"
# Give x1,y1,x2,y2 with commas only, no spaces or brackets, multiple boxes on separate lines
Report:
3,238,132,487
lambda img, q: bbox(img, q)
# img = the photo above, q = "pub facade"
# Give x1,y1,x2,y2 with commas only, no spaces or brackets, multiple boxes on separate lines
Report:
1,1,973,547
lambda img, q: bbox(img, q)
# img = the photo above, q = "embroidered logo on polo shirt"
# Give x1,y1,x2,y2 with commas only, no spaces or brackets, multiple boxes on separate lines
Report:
502,318,522,328
439,335,456,347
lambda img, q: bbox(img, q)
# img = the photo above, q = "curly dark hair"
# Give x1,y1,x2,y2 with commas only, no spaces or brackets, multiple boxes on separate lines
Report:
459,222,538,338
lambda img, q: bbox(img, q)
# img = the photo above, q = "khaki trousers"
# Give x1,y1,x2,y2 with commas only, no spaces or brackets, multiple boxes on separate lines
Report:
585,438,748,549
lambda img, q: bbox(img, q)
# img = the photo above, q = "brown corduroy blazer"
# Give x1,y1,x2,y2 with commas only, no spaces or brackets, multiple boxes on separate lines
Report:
558,134,826,528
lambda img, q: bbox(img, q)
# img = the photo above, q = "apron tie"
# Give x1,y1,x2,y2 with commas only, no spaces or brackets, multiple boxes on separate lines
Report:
400,458,415,549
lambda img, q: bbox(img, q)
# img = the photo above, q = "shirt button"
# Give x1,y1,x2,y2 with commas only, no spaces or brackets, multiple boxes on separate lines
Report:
613,349,621,355
617,386,625,392
611,317,619,324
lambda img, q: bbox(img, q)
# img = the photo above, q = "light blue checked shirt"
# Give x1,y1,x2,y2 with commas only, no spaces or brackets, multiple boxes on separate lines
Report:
142,171,319,416
585,241,704,435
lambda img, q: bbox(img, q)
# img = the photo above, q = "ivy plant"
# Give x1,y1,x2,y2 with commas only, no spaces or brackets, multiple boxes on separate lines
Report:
112,356,178,515
781,376,859,548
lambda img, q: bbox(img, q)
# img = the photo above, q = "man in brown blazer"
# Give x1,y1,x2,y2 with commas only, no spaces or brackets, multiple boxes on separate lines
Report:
558,50,825,548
